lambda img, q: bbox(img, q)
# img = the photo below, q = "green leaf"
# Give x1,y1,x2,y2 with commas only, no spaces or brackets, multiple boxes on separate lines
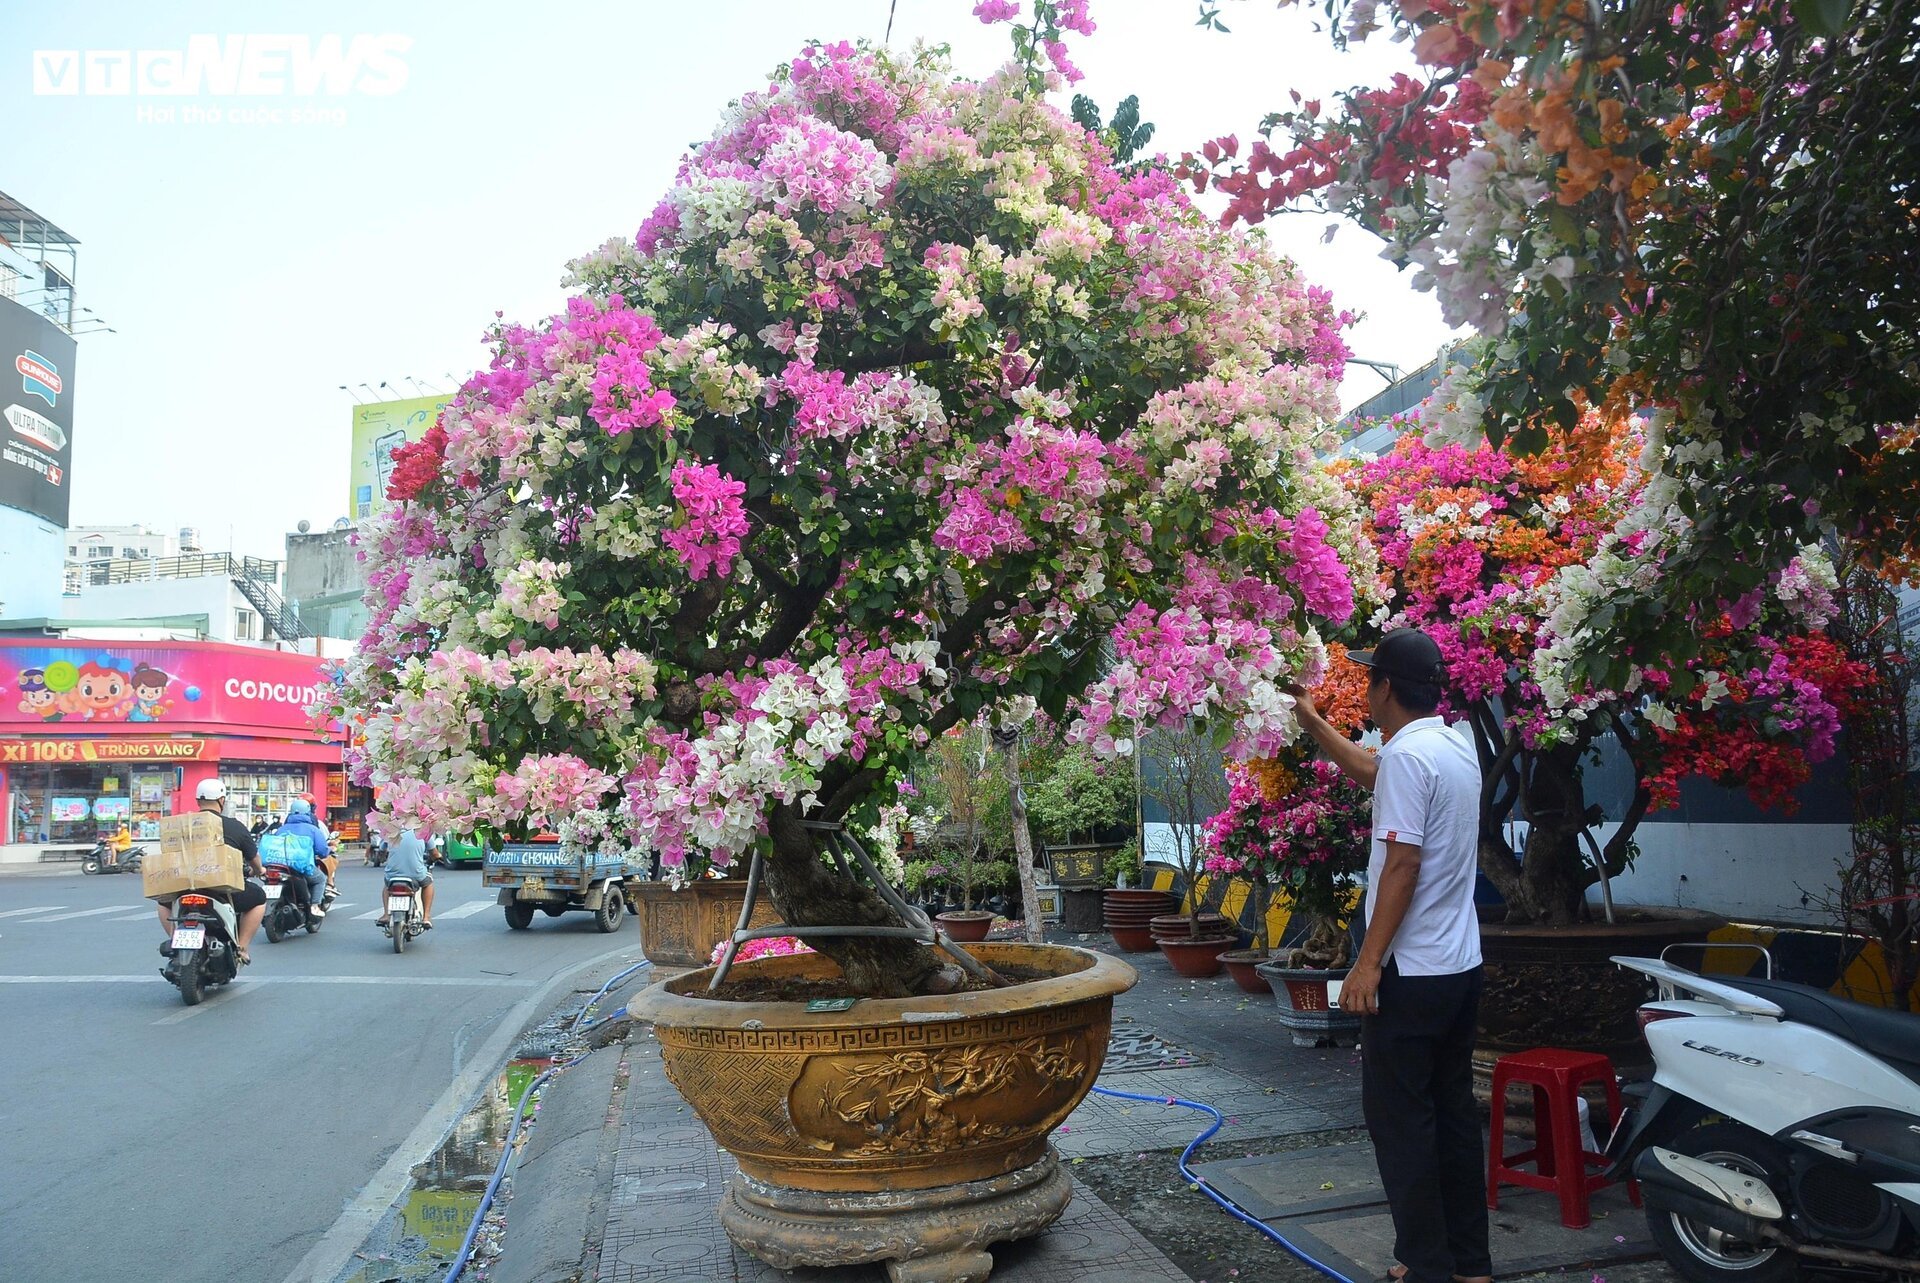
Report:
1791,0,1852,38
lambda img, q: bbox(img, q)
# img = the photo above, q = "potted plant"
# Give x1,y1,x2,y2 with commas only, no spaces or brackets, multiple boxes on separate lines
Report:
909,722,1010,943
903,856,952,913
1201,751,1369,1041
928,842,1012,943
1139,723,1237,977
330,19,1369,1280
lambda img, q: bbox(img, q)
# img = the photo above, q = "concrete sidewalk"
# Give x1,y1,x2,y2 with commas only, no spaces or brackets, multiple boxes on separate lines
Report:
493,933,1672,1283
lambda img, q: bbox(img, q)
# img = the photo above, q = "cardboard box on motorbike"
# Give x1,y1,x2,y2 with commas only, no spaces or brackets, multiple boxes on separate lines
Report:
143,812,245,901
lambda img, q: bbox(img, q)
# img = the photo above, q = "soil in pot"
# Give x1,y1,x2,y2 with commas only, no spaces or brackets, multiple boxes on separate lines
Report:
1218,949,1274,994
1157,935,1233,978
705,964,1054,1004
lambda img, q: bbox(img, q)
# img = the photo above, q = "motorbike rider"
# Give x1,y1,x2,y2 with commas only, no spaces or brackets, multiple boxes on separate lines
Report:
376,827,436,930
275,799,333,916
298,793,340,905
157,780,266,965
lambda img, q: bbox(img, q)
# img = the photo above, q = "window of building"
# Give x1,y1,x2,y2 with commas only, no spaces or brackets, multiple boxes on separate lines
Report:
87,546,111,559
235,609,257,641
0,263,16,301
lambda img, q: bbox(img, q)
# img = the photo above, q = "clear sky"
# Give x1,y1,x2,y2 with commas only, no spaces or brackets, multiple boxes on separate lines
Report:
2,1,1457,559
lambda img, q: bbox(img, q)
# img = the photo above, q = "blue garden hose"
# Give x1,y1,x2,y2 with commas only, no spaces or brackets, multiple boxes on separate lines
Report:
1090,1085,1361,1283
441,958,653,1283
570,959,652,1033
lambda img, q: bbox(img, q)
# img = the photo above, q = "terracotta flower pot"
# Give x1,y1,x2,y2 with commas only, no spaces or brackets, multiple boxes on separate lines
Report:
631,879,782,967
628,943,1136,1278
1103,890,1175,906
1149,912,1229,940
1157,934,1234,978
1218,948,1274,994
936,910,995,942
1108,924,1157,953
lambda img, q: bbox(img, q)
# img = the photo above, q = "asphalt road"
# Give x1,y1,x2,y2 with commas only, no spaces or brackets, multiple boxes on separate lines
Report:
0,860,646,1283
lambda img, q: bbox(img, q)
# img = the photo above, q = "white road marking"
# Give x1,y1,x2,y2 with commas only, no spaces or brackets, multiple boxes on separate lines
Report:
29,906,130,922
435,899,497,920
0,974,537,986
107,911,160,921
278,943,645,1283
152,982,256,1025
0,906,66,918
352,908,384,921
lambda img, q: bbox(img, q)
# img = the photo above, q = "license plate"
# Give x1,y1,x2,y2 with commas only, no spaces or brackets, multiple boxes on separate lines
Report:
386,896,412,912
171,927,205,950
264,883,282,900
521,877,544,892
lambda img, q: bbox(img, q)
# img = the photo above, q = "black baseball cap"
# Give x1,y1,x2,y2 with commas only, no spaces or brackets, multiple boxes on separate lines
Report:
1347,628,1446,685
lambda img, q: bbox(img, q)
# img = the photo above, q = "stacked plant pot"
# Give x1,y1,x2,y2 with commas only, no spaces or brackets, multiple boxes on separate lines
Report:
1150,912,1236,978
1102,889,1176,953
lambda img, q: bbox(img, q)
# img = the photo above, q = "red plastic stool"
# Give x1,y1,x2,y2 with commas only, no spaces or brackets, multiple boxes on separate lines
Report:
1486,1048,1640,1229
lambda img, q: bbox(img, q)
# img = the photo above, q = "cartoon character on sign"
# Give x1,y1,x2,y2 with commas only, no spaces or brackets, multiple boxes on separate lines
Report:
72,663,133,721
15,668,63,721
126,664,173,722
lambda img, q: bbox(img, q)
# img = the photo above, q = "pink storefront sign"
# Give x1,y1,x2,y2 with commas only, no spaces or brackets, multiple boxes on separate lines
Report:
0,639,337,740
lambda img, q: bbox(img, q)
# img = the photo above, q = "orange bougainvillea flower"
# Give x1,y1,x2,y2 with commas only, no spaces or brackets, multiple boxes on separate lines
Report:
1313,641,1373,736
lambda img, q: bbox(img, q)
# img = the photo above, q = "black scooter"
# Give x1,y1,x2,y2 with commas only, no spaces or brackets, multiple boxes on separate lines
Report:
261,863,324,941
161,893,240,1006
81,840,145,875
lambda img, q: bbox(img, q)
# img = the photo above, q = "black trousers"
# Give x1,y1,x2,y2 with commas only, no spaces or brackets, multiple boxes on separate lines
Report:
1361,962,1490,1283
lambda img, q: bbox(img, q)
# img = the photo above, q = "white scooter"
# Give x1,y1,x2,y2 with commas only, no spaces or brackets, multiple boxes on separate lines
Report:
1605,953,1920,1283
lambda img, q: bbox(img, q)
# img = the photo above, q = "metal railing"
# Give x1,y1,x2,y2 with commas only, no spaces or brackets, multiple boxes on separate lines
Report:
78,552,286,587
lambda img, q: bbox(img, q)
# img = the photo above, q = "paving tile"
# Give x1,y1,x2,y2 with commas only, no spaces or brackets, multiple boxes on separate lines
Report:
1190,1141,1385,1220
1292,1183,1654,1282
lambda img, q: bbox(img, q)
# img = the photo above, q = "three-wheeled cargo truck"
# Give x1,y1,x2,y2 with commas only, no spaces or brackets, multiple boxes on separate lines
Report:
485,840,634,932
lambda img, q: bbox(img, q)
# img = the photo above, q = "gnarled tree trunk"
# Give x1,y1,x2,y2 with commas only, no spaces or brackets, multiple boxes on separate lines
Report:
763,804,949,997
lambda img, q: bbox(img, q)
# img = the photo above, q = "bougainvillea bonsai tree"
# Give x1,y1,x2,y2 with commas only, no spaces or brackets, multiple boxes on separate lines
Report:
1321,417,1870,924
1191,0,1919,702
330,26,1377,996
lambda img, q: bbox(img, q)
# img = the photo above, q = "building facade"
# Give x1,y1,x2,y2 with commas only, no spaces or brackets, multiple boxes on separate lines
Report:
0,636,346,859
0,193,83,621
63,523,191,594
58,550,308,645
284,525,370,641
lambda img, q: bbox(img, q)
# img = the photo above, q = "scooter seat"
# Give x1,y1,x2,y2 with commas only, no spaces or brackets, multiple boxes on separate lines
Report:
1722,976,1920,1073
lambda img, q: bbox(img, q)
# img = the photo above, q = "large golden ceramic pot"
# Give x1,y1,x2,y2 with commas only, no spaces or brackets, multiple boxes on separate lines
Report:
629,879,781,968
629,942,1135,1193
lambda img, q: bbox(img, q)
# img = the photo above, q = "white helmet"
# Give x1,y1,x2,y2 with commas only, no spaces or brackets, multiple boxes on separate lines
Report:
195,779,227,802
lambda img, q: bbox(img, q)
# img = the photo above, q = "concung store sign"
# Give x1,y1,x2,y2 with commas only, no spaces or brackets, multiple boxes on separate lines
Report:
0,640,332,736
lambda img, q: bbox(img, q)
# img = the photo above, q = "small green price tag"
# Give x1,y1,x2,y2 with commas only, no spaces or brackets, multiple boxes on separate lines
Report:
805,998,858,1012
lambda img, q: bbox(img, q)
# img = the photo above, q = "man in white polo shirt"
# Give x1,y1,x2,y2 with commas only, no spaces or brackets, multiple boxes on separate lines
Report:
1295,628,1489,1283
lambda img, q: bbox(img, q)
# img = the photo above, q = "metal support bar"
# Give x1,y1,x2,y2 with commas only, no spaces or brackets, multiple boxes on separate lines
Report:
707,824,1008,992
839,827,1006,987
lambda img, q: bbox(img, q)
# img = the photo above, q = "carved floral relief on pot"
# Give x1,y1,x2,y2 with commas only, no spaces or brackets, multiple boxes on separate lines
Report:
788,1034,1092,1158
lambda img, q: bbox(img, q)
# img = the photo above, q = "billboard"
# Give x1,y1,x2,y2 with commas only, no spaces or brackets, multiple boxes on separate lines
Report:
348,393,449,521
0,302,78,526
0,638,333,738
